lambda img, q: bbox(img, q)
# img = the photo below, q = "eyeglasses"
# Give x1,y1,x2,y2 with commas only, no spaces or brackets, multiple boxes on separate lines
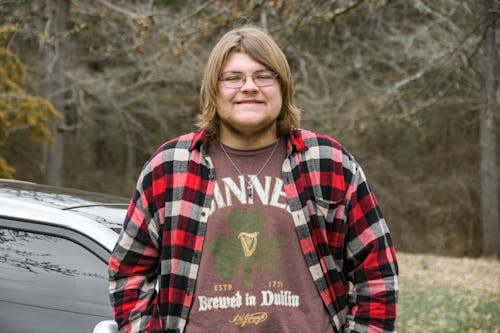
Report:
218,70,278,89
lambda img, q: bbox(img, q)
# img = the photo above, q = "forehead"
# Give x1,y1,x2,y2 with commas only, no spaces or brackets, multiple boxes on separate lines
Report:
222,52,268,72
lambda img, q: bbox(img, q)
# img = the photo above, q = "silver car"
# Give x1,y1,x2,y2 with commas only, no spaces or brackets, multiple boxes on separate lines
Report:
0,179,127,333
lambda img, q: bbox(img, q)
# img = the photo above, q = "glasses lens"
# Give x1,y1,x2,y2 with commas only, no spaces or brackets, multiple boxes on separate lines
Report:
220,71,277,88
253,71,276,87
221,73,244,88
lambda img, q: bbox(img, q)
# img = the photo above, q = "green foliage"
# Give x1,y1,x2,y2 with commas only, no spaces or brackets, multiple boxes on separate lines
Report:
0,25,59,178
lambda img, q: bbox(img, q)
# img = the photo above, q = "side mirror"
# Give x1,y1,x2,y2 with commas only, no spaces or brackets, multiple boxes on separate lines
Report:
93,320,118,333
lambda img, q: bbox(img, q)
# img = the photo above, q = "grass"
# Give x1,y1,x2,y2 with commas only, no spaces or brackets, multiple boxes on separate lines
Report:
397,253,500,333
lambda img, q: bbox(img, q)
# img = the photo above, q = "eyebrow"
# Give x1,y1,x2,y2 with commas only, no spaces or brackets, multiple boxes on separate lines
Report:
220,69,271,74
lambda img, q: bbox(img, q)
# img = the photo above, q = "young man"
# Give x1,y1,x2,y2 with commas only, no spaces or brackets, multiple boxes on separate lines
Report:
108,26,398,333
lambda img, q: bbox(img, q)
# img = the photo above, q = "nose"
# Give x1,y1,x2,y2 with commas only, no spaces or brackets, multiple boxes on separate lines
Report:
240,74,259,91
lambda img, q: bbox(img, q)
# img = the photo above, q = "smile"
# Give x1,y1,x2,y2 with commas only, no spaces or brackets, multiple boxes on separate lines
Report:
235,100,263,104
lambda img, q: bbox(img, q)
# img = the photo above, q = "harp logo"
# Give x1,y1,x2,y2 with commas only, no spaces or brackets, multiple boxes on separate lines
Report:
238,232,259,257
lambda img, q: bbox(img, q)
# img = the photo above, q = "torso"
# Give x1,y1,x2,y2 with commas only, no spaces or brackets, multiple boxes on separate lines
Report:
184,138,333,332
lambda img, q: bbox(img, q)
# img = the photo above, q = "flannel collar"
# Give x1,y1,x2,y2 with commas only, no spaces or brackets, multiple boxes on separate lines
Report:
188,128,308,154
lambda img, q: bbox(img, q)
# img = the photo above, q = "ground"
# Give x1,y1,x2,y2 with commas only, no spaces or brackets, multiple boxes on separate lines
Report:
397,252,499,333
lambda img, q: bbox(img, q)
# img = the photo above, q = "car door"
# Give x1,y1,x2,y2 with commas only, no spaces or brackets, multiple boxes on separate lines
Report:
0,218,115,333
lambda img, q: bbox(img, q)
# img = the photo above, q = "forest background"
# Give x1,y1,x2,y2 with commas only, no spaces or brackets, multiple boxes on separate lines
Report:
0,0,499,258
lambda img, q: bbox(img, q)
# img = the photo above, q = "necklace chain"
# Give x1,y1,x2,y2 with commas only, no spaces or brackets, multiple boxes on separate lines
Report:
218,140,280,199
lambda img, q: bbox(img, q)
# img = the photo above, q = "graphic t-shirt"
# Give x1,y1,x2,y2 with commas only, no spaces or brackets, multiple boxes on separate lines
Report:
184,139,333,332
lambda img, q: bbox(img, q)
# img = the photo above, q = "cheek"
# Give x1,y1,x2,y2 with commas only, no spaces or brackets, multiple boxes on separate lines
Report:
216,95,230,113
269,89,283,110
217,89,236,107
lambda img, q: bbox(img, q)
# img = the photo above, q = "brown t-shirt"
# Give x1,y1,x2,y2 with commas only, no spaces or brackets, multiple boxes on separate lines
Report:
184,139,333,332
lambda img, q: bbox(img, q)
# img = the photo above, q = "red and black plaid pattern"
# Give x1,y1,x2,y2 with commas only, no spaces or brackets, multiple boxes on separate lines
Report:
108,129,398,333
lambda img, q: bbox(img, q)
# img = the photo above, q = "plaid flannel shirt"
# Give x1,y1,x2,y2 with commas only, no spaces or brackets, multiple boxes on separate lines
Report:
108,128,398,333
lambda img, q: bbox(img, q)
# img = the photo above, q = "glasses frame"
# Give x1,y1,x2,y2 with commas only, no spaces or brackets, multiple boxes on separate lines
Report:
218,70,278,89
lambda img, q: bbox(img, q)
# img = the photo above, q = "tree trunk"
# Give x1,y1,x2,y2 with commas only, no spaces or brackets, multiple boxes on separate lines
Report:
43,0,69,186
479,0,499,258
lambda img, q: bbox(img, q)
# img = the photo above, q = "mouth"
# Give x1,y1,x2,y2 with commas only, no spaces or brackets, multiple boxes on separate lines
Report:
235,100,264,104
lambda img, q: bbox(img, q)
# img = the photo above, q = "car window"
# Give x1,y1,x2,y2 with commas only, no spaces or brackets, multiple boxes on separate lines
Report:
0,225,113,333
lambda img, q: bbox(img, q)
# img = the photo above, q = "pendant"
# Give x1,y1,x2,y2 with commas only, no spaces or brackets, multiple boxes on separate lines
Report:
247,184,253,199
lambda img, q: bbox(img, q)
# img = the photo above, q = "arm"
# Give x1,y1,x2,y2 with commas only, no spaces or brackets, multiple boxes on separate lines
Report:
344,165,398,333
108,170,164,333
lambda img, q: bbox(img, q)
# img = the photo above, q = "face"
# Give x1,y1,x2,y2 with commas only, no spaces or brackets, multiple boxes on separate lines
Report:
216,52,282,146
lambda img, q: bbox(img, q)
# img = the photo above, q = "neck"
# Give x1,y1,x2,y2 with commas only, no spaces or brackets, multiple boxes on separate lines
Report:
219,128,278,150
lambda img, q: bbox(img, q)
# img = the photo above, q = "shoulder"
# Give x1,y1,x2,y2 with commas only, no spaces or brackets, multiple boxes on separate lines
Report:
154,131,198,154
292,129,364,188
142,131,199,172
292,129,356,164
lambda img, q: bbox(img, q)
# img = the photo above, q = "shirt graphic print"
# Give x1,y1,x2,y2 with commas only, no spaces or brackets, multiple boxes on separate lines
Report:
184,140,333,333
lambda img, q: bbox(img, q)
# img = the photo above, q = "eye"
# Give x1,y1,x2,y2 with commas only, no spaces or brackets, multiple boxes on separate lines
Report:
221,73,243,82
255,72,275,80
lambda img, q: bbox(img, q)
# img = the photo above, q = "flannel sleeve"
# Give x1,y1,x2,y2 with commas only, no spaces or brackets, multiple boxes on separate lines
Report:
344,164,399,333
108,169,165,333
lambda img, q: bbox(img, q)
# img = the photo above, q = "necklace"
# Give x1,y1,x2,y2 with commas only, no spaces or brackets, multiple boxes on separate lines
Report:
219,139,280,199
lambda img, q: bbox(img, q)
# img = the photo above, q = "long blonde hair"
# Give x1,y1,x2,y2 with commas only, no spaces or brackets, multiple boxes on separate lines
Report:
197,25,301,138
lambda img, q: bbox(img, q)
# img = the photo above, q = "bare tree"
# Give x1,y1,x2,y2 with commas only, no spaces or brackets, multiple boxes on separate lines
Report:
1,0,497,256
42,0,70,186
479,0,499,258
